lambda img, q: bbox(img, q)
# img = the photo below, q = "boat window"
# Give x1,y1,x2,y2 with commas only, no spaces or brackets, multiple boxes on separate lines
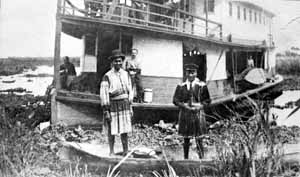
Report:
229,2,232,16
121,34,133,55
205,0,215,13
249,10,252,22
119,0,132,6
85,35,96,56
243,8,246,21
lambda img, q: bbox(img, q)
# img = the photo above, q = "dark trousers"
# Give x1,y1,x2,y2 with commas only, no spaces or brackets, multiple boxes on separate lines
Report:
132,73,143,102
183,137,205,159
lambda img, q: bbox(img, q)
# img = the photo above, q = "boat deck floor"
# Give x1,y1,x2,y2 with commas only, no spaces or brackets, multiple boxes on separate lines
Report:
55,75,284,110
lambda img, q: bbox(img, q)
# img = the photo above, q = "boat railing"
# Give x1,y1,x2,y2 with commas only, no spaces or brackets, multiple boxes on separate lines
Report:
60,0,223,40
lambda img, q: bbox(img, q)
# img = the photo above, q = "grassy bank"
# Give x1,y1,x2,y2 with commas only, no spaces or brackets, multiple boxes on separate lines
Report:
276,57,300,76
276,57,300,90
278,75,300,91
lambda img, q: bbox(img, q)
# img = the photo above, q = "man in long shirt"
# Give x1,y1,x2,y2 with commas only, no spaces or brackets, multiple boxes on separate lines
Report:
173,64,211,159
100,49,133,156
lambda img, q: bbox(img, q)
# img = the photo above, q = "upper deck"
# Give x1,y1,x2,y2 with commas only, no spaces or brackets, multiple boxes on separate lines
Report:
58,0,267,48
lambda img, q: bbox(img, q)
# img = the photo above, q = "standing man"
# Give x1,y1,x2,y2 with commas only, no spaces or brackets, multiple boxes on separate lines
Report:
173,64,211,159
125,48,143,102
100,49,133,156
59,56,77,90
247,55,255,68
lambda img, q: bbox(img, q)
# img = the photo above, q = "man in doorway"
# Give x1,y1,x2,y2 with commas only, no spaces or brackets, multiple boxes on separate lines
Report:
173,64,211,159
59,56,77,90
125,48,143,102
247,55,255,68
100,49,134,156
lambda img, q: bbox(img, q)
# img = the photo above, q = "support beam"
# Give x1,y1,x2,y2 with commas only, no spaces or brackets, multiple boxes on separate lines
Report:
54,0,63,90
205,0,208,36
52,0,63,124
119,30,122,50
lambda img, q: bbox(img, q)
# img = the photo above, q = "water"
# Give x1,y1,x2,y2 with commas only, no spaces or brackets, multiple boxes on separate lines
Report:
0,65,79,96
0,65,54,96
271,90,300,127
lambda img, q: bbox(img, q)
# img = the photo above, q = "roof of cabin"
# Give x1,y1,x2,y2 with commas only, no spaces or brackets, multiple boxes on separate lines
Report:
231,0,275,17
61,16,268,50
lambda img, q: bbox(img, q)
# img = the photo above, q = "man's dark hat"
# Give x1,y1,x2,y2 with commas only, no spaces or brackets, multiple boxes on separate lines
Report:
184,63,199,71
109,49,125,60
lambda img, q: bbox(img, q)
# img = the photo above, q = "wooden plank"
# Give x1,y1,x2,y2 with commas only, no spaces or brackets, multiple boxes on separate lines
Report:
56,100,102,126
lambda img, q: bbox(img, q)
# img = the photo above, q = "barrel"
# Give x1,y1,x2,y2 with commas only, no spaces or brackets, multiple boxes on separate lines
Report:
143,88,153,103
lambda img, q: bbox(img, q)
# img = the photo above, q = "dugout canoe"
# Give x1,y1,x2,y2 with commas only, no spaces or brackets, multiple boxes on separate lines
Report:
59,142,216,175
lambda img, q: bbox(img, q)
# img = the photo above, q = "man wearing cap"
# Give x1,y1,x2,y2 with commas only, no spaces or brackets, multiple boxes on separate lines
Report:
125,48,143,102
100,49,134,156
173,63,211,159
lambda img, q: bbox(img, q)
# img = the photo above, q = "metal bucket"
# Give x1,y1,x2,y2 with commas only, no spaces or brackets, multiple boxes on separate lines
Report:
143,88,153,103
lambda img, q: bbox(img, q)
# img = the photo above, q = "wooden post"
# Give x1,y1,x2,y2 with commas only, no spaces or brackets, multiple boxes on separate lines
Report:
205,0,208,36
119,30,122,50
146,0,150,25
231,49,237,93
219,24,222,40
54,0,62,90
62,0,66,15
95,32,99,57
52,0,62,125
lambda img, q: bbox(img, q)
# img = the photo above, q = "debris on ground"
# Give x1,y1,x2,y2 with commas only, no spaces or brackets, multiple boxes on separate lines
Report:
129,123,182,149
0,94,51,128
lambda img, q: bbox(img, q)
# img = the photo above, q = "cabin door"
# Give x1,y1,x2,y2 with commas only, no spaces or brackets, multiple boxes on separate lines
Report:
97,31,133,79
183,51,207,81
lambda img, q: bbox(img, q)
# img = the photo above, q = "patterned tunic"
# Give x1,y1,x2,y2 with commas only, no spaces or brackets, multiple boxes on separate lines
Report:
100,68,133,135
173,79,211,137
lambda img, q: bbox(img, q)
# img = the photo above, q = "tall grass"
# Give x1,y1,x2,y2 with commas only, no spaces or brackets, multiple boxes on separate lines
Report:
207,96,286,177
276,58,300,75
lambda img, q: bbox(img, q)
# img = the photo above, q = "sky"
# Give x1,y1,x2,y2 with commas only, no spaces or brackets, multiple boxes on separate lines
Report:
0,0,300,57
0,0,82,57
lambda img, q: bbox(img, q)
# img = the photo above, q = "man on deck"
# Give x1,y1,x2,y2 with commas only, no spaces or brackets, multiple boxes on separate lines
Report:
124,48,143,102
59,56,77,90
100,49,134,156
173,64,211,159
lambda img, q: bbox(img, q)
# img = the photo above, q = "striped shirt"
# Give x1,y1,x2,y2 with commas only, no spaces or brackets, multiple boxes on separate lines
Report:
100,68,133,109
